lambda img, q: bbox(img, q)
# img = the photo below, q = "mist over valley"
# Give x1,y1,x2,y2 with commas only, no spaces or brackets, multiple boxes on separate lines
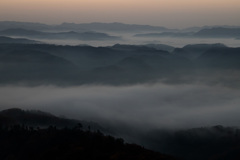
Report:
0,21,240,159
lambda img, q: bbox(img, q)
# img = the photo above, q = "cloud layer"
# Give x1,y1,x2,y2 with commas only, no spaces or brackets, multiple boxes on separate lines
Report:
0,83,240,129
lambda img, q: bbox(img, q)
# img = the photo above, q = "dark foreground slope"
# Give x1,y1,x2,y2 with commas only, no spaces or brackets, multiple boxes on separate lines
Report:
0,108,80,128
0,108,104,131
0,127,177,160
2,109,240,160
143,126,240,160
0,109,176,160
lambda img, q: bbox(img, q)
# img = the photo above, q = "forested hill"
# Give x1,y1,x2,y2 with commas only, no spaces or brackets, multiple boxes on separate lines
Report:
0,108,176,160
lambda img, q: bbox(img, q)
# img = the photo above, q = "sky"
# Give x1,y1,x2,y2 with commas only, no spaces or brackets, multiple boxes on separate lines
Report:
0,0,240,28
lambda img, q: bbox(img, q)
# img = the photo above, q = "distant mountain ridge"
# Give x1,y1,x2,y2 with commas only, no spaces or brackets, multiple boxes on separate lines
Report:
134,27,240,38
58,22,170,32
1,21,240,33
0,36,40,44
0,21,171,32
0,21,52,31
0,28,120,40
1,21,240,40
194,27,240,38
135,32,193,38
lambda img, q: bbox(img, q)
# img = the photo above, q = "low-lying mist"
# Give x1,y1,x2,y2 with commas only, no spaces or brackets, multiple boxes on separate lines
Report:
1,83,240,130
35,35,240,48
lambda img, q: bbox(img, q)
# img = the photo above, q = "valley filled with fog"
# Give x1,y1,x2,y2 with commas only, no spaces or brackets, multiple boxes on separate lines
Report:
1,21,240,159
7,31,240,48
29,36,240,48
1,84,240,129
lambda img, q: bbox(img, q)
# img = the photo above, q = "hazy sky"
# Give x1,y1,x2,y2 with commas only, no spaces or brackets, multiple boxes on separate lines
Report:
0,0,240,28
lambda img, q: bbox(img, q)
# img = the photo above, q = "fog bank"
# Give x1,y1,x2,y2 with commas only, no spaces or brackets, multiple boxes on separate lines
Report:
0,83,240,129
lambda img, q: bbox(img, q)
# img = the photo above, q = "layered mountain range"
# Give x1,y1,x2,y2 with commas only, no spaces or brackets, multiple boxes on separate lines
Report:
0,41,239,86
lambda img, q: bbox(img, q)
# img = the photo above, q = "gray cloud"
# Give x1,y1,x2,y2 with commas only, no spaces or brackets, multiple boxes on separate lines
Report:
0,83,240,129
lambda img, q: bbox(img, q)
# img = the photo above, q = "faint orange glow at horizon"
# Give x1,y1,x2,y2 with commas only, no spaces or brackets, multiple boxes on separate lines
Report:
1,0,240,27
2,0,240,10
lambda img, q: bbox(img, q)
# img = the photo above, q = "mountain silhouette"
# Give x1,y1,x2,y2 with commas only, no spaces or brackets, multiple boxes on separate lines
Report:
172,43,226,60
0,21,171,32
0,108,177,160
194,27,240,38
0,43,239,85
0,36,40,44
134,32,193,38
0,28,120,40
